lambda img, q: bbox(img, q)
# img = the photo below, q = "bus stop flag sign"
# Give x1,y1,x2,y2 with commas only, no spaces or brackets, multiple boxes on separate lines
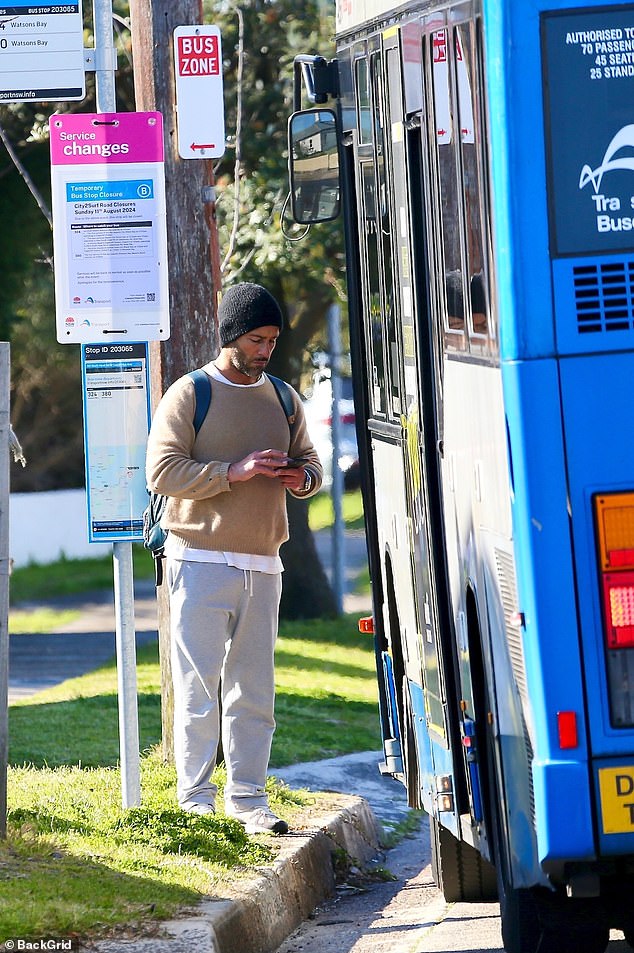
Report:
50,111,170,344
0,1,85,103
173,25,225,159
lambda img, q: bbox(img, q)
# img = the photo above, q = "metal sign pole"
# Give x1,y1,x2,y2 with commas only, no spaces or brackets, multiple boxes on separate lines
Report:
0,345,10,837
92,0,141,808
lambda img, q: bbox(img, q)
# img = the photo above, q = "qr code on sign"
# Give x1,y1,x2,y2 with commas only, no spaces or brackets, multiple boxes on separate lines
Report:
146,293,156,302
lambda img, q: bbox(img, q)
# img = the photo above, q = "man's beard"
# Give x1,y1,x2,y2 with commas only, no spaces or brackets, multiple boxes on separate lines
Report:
229,345,268,379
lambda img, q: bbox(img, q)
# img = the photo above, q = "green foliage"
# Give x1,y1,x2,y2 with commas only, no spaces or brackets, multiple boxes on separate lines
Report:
9,266,85,490
209,0,347,387
110,807,268,865
308,489,365,532
0,129,51,341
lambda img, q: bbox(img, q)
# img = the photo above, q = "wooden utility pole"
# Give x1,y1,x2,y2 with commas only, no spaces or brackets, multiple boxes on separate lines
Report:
129,0,222,758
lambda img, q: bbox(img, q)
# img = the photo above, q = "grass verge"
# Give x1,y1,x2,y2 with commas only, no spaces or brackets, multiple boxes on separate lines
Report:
5,613,381,939
9,546,155,604
4,752,310,940
9,607,81,634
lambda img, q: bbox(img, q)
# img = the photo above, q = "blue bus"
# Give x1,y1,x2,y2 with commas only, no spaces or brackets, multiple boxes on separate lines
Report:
289,1,634,951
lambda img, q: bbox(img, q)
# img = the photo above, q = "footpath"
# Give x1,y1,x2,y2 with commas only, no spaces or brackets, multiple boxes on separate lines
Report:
8,530,415,953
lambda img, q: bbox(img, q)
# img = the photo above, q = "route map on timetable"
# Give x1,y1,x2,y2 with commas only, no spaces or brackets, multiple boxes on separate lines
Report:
82,343,151,542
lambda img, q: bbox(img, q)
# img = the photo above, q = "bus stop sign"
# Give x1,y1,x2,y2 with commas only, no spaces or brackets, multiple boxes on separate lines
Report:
173,25,225,159
0,1,85,103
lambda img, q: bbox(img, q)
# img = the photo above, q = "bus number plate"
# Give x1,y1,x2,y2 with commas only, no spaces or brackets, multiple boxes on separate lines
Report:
598,766,634,834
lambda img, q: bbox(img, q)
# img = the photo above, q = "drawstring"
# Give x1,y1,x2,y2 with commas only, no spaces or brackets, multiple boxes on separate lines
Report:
243,569,254,597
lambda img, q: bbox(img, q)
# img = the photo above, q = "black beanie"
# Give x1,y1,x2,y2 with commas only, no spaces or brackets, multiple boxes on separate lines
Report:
218,282,284,347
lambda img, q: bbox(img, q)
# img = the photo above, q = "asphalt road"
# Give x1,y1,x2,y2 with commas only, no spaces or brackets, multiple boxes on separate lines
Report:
272,759,634,953
7,580,159,702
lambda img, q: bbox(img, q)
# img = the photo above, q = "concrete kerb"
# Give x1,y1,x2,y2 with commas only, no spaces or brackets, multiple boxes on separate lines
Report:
92,794,382,953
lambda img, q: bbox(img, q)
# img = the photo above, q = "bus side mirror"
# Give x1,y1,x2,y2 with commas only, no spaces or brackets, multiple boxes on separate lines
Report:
288,108,341,224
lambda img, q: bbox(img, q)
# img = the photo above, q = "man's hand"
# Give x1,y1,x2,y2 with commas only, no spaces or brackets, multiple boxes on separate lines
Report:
278,464,308,492
227,449,289,483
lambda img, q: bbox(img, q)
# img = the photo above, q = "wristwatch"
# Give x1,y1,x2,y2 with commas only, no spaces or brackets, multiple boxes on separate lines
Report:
302,469,313,493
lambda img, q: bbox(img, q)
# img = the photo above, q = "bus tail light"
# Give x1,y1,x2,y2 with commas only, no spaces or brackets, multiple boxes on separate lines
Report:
595,493,634,727
359,616,374,634
595,494,634,650
557,711,578,749
601,573,634,648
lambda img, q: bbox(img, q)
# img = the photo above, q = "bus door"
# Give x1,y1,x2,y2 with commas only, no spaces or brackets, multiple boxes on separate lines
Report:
375,24,471,826
418,14,499,837
354,41,436,805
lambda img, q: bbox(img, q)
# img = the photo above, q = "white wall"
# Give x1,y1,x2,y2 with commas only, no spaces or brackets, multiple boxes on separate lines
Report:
10,489,111,568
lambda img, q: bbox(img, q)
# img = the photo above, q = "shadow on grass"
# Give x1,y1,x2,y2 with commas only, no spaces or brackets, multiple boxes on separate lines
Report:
275,647,372,681
9,692,162,768
0,835,203,940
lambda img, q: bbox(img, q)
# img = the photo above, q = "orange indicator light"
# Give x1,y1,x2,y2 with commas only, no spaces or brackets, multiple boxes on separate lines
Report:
595,494,634,571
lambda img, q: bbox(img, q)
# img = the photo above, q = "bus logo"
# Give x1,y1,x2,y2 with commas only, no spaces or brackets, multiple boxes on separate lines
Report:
579,124,634,194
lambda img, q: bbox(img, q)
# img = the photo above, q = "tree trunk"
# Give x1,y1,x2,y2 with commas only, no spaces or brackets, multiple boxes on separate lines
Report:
129,0,220,761
267,280,339,619
280,496,337,619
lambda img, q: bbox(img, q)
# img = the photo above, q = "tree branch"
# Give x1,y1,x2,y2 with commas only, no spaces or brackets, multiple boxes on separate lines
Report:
0,122,52,228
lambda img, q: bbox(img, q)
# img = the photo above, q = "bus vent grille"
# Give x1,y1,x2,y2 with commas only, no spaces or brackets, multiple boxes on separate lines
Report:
495,548,536,820
574,261,634,333
495,550,528,700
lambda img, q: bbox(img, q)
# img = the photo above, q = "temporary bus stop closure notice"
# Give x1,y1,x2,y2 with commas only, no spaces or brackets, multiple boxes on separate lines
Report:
50,111,170,344
81,343,151,544
0,1,85,102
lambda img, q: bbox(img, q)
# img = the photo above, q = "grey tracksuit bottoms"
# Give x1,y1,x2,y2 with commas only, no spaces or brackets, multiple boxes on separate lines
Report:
166,558,282,813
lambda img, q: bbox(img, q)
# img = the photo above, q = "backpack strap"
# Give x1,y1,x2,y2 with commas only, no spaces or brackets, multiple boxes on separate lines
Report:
188,368,212,434
267,374,296,431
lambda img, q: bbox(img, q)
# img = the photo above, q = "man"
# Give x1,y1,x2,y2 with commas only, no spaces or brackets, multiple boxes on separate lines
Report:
146,282,322,834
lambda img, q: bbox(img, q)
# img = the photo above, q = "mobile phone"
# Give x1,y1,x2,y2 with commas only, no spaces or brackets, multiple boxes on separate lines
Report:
286,456,309,468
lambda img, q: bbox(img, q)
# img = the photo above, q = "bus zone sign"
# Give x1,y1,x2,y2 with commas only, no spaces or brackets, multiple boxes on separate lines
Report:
173,25,225,160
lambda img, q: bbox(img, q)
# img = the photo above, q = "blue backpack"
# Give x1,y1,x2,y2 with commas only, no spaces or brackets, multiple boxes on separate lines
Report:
143,369,295,584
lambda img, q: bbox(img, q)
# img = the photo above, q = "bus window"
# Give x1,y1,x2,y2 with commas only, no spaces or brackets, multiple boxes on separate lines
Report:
431,28,466,340
371,52,402,419
385,44,417,410
455,23,490,339
360,158,388,416
356,58,373,145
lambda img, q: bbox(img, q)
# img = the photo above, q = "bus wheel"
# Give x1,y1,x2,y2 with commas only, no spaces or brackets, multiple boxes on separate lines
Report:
430,815,497,902
496,870,541,953
498,876,609,953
